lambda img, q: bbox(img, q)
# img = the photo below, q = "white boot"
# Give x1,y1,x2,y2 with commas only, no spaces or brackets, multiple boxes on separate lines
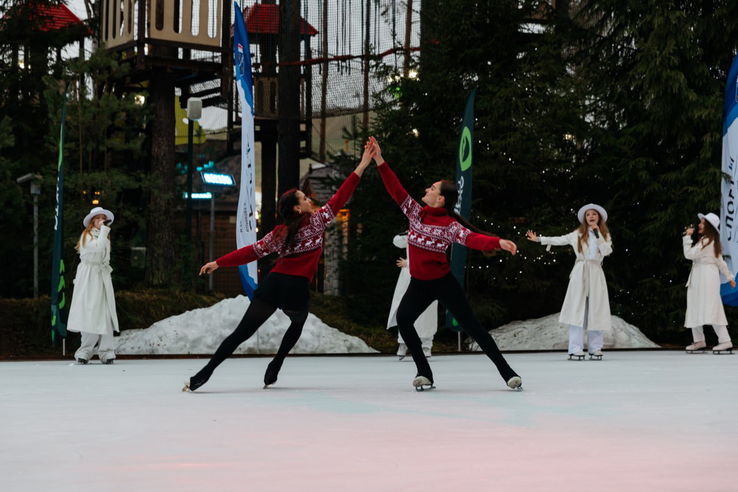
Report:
397,343,407,359
712,341,733,352
507,376,522,390
568,351,585,360
422,346,432,358
412,375,434,391
686,341,706,351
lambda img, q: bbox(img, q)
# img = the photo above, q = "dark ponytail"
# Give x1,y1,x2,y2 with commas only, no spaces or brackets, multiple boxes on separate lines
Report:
277,189,304,253
439,180,492,235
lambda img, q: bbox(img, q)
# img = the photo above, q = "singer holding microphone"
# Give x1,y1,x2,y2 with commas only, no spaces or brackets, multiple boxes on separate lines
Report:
526,204,613,360
682,213,735,354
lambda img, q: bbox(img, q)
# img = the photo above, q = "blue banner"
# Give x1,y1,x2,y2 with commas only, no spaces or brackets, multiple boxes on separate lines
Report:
721,54,738,306
234,2,258,299
446,90,476,331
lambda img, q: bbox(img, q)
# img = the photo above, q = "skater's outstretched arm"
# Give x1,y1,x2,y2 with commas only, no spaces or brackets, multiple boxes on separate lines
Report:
199,229,282,275
449,222,516,255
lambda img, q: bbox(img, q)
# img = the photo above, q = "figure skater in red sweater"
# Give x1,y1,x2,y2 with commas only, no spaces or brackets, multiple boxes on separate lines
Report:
184,142,375,392
369,137,522,391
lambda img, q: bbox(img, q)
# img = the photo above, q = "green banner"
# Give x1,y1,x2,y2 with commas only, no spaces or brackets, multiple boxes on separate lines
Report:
446,90,475,332
50,83,70,343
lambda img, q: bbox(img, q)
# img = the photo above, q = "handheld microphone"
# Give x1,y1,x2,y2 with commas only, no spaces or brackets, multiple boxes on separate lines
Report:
592,228,599,239
104,220,112,226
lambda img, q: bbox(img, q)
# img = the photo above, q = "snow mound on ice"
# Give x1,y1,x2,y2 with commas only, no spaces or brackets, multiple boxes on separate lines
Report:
116,295,377,355
469,313,660,351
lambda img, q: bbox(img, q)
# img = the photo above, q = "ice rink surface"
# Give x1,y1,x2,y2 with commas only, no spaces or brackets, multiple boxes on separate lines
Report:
2,351,736,492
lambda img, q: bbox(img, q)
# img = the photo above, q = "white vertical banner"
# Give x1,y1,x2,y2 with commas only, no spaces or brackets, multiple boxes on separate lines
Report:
720,53,738,305
234,2,258,298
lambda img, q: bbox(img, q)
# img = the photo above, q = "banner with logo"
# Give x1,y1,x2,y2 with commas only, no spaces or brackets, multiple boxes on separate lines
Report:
446,90,476,331
234,2,258,299
51,82,70,344
721,54,738,305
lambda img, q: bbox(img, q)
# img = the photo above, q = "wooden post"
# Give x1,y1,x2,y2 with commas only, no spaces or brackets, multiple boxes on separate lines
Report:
362,0,370,129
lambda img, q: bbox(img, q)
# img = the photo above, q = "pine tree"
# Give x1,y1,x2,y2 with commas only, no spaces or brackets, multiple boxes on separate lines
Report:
575,0,738,342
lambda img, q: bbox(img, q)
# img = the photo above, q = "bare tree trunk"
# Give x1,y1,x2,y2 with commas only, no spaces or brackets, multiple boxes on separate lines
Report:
278,0,301,196
145,49,177,286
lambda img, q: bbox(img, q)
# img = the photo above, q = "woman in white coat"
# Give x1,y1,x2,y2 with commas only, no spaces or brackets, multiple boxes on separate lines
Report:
526,204,613,360
683,213,735,353
67,207,119,364
387,233,438,359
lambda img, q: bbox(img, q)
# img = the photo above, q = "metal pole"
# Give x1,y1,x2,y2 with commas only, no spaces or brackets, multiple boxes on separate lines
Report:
33,193,39,298
186,120,194,286
209,195,215,291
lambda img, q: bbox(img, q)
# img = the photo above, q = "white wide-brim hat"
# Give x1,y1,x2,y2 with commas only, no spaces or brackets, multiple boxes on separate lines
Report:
83,207,115,228
698,212,720,231
577,203,608,223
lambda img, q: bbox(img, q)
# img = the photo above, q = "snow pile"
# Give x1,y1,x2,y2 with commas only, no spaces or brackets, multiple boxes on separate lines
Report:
116,295,377,355
469,313,660,351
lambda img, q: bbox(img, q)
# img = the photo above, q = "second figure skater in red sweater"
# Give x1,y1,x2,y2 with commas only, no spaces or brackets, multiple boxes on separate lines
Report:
369,137,522,391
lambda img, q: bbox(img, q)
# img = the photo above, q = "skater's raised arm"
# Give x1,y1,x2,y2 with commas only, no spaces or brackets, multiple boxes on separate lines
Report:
370,137,417,211
314,141,375,225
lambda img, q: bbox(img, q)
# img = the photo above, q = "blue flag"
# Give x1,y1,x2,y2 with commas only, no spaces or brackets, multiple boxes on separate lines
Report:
233,2,258,299
446,90,476,331
721,54,738,305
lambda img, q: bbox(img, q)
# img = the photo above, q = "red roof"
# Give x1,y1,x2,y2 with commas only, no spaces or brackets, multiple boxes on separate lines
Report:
244,4,318,36
2,2,89,33
35,3,86,31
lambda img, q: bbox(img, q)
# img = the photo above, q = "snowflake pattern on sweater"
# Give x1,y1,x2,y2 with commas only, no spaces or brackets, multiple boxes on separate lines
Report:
401,195,471,253
253,205,336,258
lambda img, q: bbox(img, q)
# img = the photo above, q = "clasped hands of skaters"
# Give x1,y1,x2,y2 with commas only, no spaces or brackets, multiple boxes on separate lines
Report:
364,136,518,257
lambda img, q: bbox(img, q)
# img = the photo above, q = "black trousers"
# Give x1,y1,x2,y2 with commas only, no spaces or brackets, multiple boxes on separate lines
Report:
196,273,310,380
396,273,518,384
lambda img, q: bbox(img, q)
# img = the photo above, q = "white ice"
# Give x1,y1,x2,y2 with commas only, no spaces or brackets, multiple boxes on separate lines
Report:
2,352,736,492
116,296,377,355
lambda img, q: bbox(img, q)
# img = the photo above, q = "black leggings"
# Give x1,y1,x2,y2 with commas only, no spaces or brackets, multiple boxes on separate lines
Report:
194,273,310,383
396,273,518,384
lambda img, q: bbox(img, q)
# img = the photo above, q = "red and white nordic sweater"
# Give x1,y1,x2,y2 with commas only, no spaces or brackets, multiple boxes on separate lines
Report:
378,162,501,281
216,172,361,281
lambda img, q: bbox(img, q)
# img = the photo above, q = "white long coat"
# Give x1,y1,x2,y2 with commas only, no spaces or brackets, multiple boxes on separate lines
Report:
386,234,438,338
67,225,119,335
683,236,734,328
540,230,613,331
